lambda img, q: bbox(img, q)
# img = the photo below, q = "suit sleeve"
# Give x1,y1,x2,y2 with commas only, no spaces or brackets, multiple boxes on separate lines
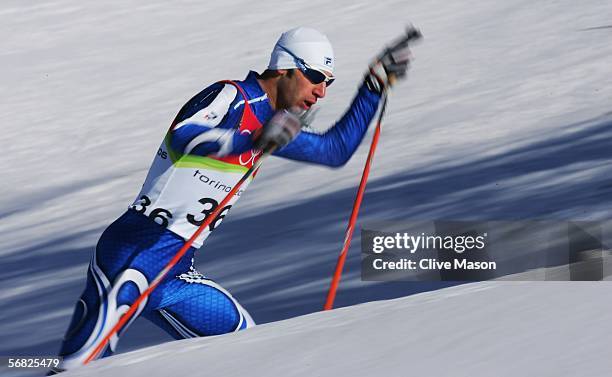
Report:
168,83,254,157
272,84,381,167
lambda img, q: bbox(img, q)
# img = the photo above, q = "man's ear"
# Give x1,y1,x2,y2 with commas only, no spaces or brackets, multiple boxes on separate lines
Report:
260,69,285,79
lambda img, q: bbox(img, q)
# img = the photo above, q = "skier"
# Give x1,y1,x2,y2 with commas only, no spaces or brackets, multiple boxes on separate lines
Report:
51,26,413,373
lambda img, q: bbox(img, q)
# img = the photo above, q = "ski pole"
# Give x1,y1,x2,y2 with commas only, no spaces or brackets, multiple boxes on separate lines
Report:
323,92,389,311
323,26,421,310
84,148,274,364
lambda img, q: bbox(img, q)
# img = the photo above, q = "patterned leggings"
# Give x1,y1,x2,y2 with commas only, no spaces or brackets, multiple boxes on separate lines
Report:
55,210,254,372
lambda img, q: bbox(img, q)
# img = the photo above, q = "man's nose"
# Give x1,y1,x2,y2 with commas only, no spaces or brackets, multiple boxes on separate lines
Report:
313,82,326,98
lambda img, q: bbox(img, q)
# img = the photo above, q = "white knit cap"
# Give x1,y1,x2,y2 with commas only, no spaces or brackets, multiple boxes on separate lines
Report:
268,27,334,74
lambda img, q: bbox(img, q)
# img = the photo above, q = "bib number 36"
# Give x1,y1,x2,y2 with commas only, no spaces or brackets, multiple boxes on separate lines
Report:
186,197,232,231
130,195,230,231
131,195,173,227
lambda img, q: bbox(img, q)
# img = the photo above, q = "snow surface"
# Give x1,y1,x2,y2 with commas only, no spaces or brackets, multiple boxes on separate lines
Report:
1,0,612,376
61,282,612,377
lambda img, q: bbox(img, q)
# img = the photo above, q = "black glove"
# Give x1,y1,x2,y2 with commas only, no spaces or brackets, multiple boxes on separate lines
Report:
254,107,316,152
365,27,422,94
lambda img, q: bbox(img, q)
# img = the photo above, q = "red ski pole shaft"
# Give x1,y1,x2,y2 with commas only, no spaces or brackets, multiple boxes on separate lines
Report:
84,149,272,365
324,94,388,311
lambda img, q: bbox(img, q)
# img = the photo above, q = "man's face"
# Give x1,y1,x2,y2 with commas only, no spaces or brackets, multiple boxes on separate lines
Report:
276,69,330,110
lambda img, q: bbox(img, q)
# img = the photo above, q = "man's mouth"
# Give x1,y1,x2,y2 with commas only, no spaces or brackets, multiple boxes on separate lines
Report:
303,100,315,109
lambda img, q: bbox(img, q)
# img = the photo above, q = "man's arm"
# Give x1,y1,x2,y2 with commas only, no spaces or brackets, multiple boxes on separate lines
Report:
272,84,381,167
272,29,418,167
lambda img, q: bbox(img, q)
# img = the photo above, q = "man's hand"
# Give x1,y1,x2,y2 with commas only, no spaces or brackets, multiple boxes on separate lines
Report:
365,27,422,94
255,107,316,152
